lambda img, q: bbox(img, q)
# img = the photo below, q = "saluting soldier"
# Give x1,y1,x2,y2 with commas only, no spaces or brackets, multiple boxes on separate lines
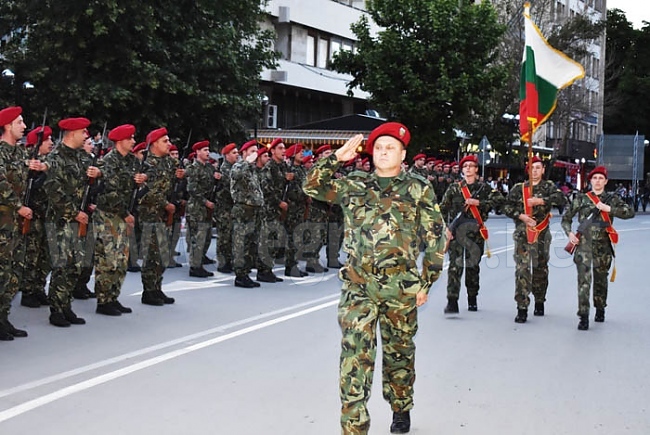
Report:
186,140,218,278
19,125,54,309
215,143,238,273
0,107,47,339
303,123,446,434
440,155,503,313
562,166,634,330
138,127,184,306
91,124,144,316
502,156,565,323
45,117,100,327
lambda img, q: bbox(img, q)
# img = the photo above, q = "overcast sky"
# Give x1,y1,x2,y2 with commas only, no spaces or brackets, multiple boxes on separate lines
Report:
607,0,650,29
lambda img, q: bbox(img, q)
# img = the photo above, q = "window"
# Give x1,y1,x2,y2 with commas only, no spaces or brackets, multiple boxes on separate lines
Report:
306,34,316,66
318,37,329,68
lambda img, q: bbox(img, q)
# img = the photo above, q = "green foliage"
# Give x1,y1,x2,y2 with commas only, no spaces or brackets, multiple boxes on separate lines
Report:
0,0,279,147
331,0,507,155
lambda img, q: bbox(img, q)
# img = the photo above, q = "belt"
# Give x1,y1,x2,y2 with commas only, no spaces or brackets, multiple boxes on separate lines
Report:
359,262,412,276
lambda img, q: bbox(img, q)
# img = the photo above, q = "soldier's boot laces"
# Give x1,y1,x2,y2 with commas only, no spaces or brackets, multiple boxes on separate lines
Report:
467,295,478,312
594,308,605,322
444,298,459,314
96,303,122,316
390,411,411,434
514,309,528,324
578,315,589,331
533,302,545,316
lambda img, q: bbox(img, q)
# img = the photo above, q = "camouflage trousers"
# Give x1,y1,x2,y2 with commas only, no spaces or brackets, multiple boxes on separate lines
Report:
574,235,613,316
513,229,551,309
187,209,212,268
21,218,51,298
446,223,485,299
0,228,21,316
77,223,95,293
258,218,284,273
284,209,306,269
128,213,142,267
93,210,129,304
169,215,183,260
338,266,421,434
232,204,261,276
46,222,91,312
140,221,170,294
215,211,233,267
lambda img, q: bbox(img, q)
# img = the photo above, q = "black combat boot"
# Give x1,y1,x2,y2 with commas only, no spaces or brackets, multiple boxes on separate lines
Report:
96,303,122,316
35,291,50,305
72,287,90,300
189,267,214,278
141,291,164,306
256,271,280,283
217,263,233,274
305,260,328,273
63,307,86,325
155,290,175,304
0,318,27,337
49,309,71,327
533,302,545,316
202,255,215,265
285,266,308,277
594,308,605,322
327,260,344,268
112,300,132,314
127,265,141,272
468,295,478,312
0,321,14,340
390,411,411,434
578,315,589,330
444,298,459,314
514,308,527,323
234,274,257,288
21,293,42,308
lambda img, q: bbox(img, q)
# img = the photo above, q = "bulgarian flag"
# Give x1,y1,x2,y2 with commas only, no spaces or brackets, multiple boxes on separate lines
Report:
519,2,585,140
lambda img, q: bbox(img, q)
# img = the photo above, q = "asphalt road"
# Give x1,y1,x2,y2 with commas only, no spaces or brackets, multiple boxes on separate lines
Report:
2,213,650,434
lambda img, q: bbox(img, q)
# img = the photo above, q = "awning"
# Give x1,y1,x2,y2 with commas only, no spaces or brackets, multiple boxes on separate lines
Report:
250,129,369,147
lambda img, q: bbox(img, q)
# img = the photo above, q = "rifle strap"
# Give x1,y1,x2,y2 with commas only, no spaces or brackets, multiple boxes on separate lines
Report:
460,182,490,258
523,184,550,244
586,192,618,244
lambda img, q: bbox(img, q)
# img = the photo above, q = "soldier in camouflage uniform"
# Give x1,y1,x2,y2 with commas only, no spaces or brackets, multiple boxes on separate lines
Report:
440,155,504,313
561,166,634,330
167,144,186,268
230,140,265,288
45,117,100,327
138,127,184,306
503,157,565,323
91,124,145,316
0,107,45,339
303,123,446,435
215,143,238,273
19,125,54,309
127,141,147,273
408,153,428,179
186,140,218,278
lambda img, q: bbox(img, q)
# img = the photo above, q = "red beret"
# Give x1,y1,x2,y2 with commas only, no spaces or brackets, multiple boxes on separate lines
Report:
108,124,136,142
240,139,258,153
269,138,284,150
146,127,168,144
426,157,436,163
588,166,608,180
222,143,237,155
285,143,303,158
192,140,209,152
525,156,543,172
413,153,426,162
169,144,178,152
366,122,410,155
0,106,22,127
451,161,459,168
58,117,91,131
459,155,478,167
360,157,369,165
132,142,146,153
434,160,443,167
443,162,451,167
188,152,196,160
26,126,53,146
315,144,331,155
343,158,356,167
303,155,314,165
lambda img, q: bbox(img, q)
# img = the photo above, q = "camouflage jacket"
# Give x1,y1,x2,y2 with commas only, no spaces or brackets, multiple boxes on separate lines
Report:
286,163,308,215
409,165,429,180
138,154,177,221
503,180,565,233
44,143,88,223
230,160,264,207
186,159,217,218
0,140,30,222
95,149,140,219
303,154,446,292
561,191,634,241
439,180,504,226
216,160,234,207
28,154,50,219
261,159,289,219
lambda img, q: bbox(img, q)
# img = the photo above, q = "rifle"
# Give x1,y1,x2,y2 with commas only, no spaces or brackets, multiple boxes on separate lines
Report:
22,108,48,235
279,160,295,222
448,182,485,238
78,128,104,237
564,207,599,255
167,130,191,226
128,141,151,216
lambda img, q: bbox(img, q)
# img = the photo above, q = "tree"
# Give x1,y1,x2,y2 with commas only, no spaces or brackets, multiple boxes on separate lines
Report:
331,0,507,156
0,0,278,147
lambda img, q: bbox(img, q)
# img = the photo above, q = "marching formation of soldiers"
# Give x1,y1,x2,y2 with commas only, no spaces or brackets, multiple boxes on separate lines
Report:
0,105,635,342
